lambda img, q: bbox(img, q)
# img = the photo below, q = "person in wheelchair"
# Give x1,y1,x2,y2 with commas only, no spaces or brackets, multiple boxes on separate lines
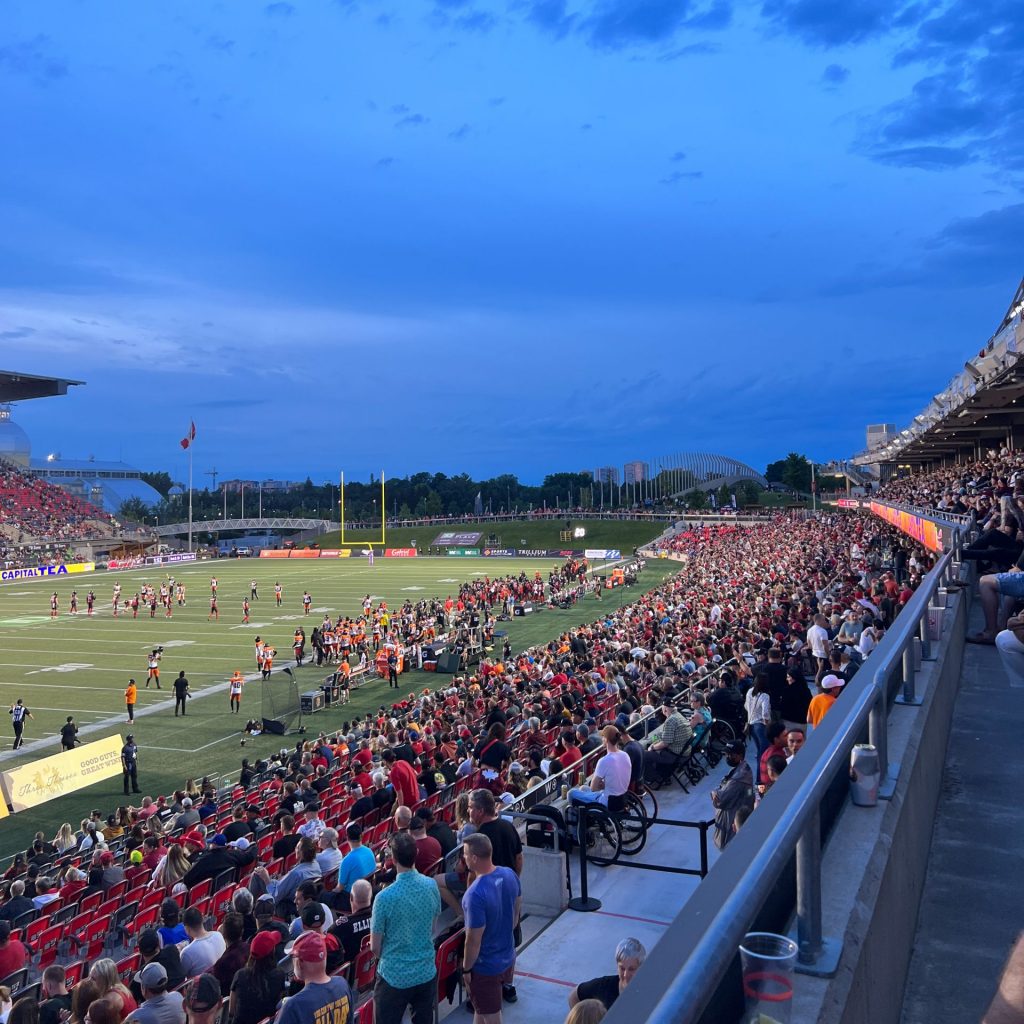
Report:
568,726,632,812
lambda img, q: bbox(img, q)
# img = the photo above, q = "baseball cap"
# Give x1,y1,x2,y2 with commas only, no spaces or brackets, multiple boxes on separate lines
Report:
250,931,278,959
229,837,250,851
821,674,845,690
135,961,168,991
209,834,228,847
724,739,746,756
300,903,326,929
137,929,161,956
185,974,221,1012
290,930,327,962
181,830,204,847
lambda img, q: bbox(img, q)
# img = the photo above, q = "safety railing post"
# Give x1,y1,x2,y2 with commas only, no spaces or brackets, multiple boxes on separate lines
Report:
793,804,841,977
896,634,922,706
699,821,709,878
919,609,932,661
568,806,601,912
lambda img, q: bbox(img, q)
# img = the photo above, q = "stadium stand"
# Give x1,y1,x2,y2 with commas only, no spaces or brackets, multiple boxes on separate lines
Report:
0,510,932,1023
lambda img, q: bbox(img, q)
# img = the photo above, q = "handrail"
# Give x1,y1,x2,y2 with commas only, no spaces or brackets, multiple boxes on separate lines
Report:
604,527,962,1024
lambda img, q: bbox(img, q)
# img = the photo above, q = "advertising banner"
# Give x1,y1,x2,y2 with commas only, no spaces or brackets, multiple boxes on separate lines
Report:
446,548,481,557
835,499,862,509
515,549,549,558
145,553,198,566
868,502,949,553
289,550,321,559
1,734,124,813
1,562,96,582
338,549,351,558
106,557,145,570
482,548,515,557
318,550,340,558
385,548,418,558
431,531,483,547
259,550,291,558
584,548,622,560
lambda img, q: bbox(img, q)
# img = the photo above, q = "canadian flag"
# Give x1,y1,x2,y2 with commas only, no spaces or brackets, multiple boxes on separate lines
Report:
180,421,197,449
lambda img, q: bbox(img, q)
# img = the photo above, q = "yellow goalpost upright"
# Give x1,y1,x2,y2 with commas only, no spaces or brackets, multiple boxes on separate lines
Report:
338,471,386,551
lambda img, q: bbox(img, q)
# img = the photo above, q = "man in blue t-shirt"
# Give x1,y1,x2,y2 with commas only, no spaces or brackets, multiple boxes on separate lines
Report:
461,832,522,1023
277,931,352,1024
336,823,376,910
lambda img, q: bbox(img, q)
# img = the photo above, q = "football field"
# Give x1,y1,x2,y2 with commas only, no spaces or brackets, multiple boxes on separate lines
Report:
0,555,677,855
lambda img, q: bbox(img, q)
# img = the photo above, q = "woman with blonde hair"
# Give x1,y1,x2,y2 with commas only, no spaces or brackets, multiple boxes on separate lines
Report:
151,843,190,893
564,1000,606,1024
184,778,201,800
52,822,76,855
88,958,138,1020
454,792,476,843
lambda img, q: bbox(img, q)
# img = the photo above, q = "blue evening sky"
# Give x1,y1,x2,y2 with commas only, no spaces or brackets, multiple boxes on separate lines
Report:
1,0,1020,483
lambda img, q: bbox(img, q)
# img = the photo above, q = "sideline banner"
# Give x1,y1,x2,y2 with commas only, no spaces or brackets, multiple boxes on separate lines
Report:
146,553,197,566
106,558,144,570
445,548,480,557
289,550,321,559
259,550,290,558
585,548,621,560
385,548,417,558
868,502,948,553
1,734,124,813
1,562,96,582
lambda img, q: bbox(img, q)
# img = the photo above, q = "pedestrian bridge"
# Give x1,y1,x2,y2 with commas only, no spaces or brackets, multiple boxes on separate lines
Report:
152,517,332,537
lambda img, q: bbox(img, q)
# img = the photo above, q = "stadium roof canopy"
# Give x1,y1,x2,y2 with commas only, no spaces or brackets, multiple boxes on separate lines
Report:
851,277,1024,467
0,370,83,402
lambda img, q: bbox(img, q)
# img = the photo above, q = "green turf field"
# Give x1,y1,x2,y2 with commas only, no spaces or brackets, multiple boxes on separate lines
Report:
0,555,678,857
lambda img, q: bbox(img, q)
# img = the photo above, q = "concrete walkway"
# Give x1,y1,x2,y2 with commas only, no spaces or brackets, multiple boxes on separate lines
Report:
900,612,1024,1023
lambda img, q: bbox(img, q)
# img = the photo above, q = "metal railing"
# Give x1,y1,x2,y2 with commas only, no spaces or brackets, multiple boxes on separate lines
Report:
605,526,964,1024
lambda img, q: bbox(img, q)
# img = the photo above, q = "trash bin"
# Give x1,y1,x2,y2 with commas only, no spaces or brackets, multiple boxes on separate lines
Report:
740,932,798,1024
850,743,880,807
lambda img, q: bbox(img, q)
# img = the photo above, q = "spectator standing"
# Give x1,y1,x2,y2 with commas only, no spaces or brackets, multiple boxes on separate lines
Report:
335,824,376,910
122,735,141,795
0,921,28,982
743,678,772,779
461,833,522,1024
370,832,441,1024
711,741,754,851
173,672,190,717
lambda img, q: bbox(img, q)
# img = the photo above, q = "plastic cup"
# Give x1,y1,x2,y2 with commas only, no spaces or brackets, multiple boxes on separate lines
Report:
739,932,798,1024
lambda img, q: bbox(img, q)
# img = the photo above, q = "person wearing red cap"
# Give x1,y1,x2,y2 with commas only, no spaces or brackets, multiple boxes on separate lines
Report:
276,931,352,1024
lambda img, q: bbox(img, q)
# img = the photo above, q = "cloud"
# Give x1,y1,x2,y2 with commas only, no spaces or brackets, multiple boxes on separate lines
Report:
526,0,576,39
488,96,506,107
456,10,498,32
660,170,703,184
264,2,295,15
822,63,850,85
0,34,68,83
390,103,410,114
396,113,429,127
448,123,472,140
206,35,235,53
658,41,720,59
583,0,732,50
374,156,395,168
872,144,973,170
760,0,908,47
0,327,35,341
670,150,687,161
580,122,593,131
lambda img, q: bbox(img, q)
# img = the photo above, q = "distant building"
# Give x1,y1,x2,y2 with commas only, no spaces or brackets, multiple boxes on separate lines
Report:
623,461,648,484
593,466,620,485
866,424,896,451
220,479,259,493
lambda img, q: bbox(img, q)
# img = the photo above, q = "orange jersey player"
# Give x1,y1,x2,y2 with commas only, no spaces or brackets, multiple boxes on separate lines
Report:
147,651,162,689
242,598,250,624
209,594,219,621
274,582,283,606
50,592,58,618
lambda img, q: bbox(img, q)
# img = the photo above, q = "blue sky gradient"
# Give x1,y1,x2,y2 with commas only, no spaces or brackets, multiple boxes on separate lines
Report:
0,0,1020,482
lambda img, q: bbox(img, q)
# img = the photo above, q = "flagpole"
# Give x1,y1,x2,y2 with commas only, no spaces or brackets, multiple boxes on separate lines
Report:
188,430,194,553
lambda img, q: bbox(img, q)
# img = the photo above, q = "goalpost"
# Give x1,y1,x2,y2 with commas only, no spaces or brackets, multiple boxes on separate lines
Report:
339,470,386,554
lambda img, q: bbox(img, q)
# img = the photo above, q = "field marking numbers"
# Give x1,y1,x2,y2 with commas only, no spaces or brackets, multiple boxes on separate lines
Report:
401,586,424,591
229,622,272,630
26,663,94,675
438,579,457,583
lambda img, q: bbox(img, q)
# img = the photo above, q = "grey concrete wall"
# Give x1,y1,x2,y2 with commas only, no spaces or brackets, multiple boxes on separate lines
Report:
804,592,967,1024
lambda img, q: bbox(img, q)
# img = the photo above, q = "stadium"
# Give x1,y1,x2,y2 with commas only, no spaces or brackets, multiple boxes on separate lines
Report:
1,8,1022,1024
0,277,1020,1024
